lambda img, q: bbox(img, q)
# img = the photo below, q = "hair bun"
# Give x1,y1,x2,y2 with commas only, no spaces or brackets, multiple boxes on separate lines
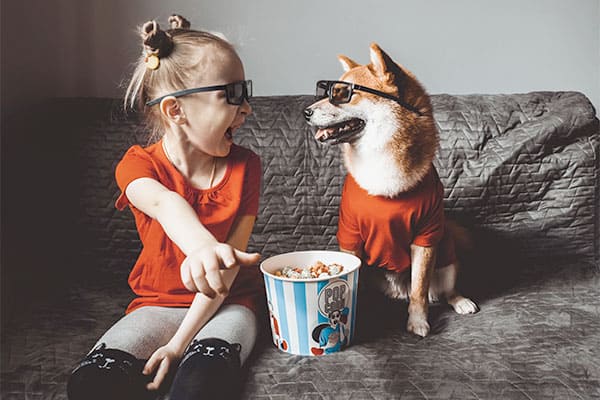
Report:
168,14,191,30
141,20,174,57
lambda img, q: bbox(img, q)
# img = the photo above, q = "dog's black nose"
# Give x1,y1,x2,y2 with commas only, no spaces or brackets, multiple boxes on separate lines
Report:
303,107,313,120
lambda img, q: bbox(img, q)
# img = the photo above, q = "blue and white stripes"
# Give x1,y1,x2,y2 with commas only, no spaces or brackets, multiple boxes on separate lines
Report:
264,268,359,356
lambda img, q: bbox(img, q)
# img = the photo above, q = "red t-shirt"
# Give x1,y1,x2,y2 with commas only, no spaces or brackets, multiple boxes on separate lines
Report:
115,141,263,314
337,167,456,272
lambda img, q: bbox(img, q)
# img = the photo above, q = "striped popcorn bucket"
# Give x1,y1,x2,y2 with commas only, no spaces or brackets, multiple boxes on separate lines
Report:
260,251,361,356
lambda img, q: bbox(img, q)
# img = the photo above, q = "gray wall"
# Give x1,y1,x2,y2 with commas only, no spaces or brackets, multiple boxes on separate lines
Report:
2,0,599,117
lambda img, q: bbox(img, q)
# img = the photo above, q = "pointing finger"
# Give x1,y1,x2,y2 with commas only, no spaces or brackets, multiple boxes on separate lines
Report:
234,249,261,266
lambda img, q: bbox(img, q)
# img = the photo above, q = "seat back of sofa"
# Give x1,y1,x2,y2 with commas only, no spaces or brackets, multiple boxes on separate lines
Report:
238,93,599,267
75,92,598,285
431,92,599,264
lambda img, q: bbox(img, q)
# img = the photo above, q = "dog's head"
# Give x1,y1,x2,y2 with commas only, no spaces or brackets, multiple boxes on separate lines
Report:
304,43,439,196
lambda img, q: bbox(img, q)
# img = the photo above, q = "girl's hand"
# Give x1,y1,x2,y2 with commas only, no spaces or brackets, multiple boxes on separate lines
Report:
180,242,261,298
143,344,180,391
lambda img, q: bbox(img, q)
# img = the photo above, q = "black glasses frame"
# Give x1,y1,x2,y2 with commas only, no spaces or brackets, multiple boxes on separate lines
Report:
316,80,422,116
146,80,252,107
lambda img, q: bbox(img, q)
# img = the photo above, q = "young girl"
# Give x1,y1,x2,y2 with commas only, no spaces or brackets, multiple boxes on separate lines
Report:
67,15,263,400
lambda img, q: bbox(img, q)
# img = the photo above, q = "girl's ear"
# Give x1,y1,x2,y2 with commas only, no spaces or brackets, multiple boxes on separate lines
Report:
159,96,186,124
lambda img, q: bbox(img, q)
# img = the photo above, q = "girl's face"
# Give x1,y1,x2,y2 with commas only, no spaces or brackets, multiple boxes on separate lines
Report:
178,49,252,157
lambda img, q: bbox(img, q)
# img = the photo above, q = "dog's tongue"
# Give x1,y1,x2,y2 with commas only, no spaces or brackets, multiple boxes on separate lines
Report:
315,128,335,141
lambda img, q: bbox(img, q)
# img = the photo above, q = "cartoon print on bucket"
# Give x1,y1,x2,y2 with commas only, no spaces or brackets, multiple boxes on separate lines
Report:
267,300,288,351
260,250,361,356
310,279,350,355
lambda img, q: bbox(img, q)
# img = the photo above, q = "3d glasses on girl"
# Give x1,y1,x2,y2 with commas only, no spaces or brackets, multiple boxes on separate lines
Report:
146,80,252,106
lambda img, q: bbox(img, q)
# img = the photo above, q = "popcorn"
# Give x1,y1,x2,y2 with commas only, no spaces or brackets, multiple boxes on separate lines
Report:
274,261,345,279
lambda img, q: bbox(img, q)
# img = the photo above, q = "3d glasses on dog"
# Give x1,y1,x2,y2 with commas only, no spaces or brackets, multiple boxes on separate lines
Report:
315,80,422,115
146,80,252,107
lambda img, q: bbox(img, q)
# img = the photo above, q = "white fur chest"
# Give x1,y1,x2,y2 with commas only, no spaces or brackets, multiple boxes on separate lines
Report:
345,148,405,197
342,101,424,197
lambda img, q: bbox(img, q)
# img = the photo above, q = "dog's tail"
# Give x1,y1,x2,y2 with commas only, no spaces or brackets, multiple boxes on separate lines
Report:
446,219,474,255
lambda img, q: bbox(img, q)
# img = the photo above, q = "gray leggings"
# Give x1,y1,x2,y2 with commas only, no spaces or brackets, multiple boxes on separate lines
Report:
93,304,257,364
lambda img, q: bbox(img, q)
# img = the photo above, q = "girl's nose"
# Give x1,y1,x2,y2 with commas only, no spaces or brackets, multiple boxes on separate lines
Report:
240,99,252,116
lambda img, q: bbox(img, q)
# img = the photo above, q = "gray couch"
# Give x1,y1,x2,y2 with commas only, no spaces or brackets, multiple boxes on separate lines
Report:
1,92,599,399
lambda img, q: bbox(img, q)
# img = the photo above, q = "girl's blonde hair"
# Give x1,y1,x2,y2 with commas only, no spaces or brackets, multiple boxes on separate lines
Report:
125,14,236,143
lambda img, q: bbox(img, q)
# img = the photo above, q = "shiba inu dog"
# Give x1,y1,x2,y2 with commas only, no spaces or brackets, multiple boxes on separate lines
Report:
304,43,478,337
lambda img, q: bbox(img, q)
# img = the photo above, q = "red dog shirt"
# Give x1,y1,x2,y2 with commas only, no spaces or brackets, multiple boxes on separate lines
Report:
115,142,263,314
337,166,456,272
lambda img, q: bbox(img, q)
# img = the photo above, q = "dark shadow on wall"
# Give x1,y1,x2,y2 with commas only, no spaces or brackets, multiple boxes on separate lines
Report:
1,101,92,329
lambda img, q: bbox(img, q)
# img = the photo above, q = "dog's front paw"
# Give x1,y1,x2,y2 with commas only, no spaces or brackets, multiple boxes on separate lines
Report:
407,315,430,337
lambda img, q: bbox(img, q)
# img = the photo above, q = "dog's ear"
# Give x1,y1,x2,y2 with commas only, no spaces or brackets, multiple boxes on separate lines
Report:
369,43,396,85
338,55,359,72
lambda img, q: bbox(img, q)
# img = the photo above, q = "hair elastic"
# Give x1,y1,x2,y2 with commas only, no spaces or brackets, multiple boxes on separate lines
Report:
145,53,160,70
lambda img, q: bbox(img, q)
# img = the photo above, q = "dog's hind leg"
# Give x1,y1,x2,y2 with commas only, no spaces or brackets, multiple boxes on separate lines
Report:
431,263,478,315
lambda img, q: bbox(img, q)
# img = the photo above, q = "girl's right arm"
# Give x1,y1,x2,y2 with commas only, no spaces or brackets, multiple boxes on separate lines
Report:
125,176,260,297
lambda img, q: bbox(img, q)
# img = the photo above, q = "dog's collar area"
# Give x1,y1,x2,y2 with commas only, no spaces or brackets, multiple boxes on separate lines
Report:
315,80,423,116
